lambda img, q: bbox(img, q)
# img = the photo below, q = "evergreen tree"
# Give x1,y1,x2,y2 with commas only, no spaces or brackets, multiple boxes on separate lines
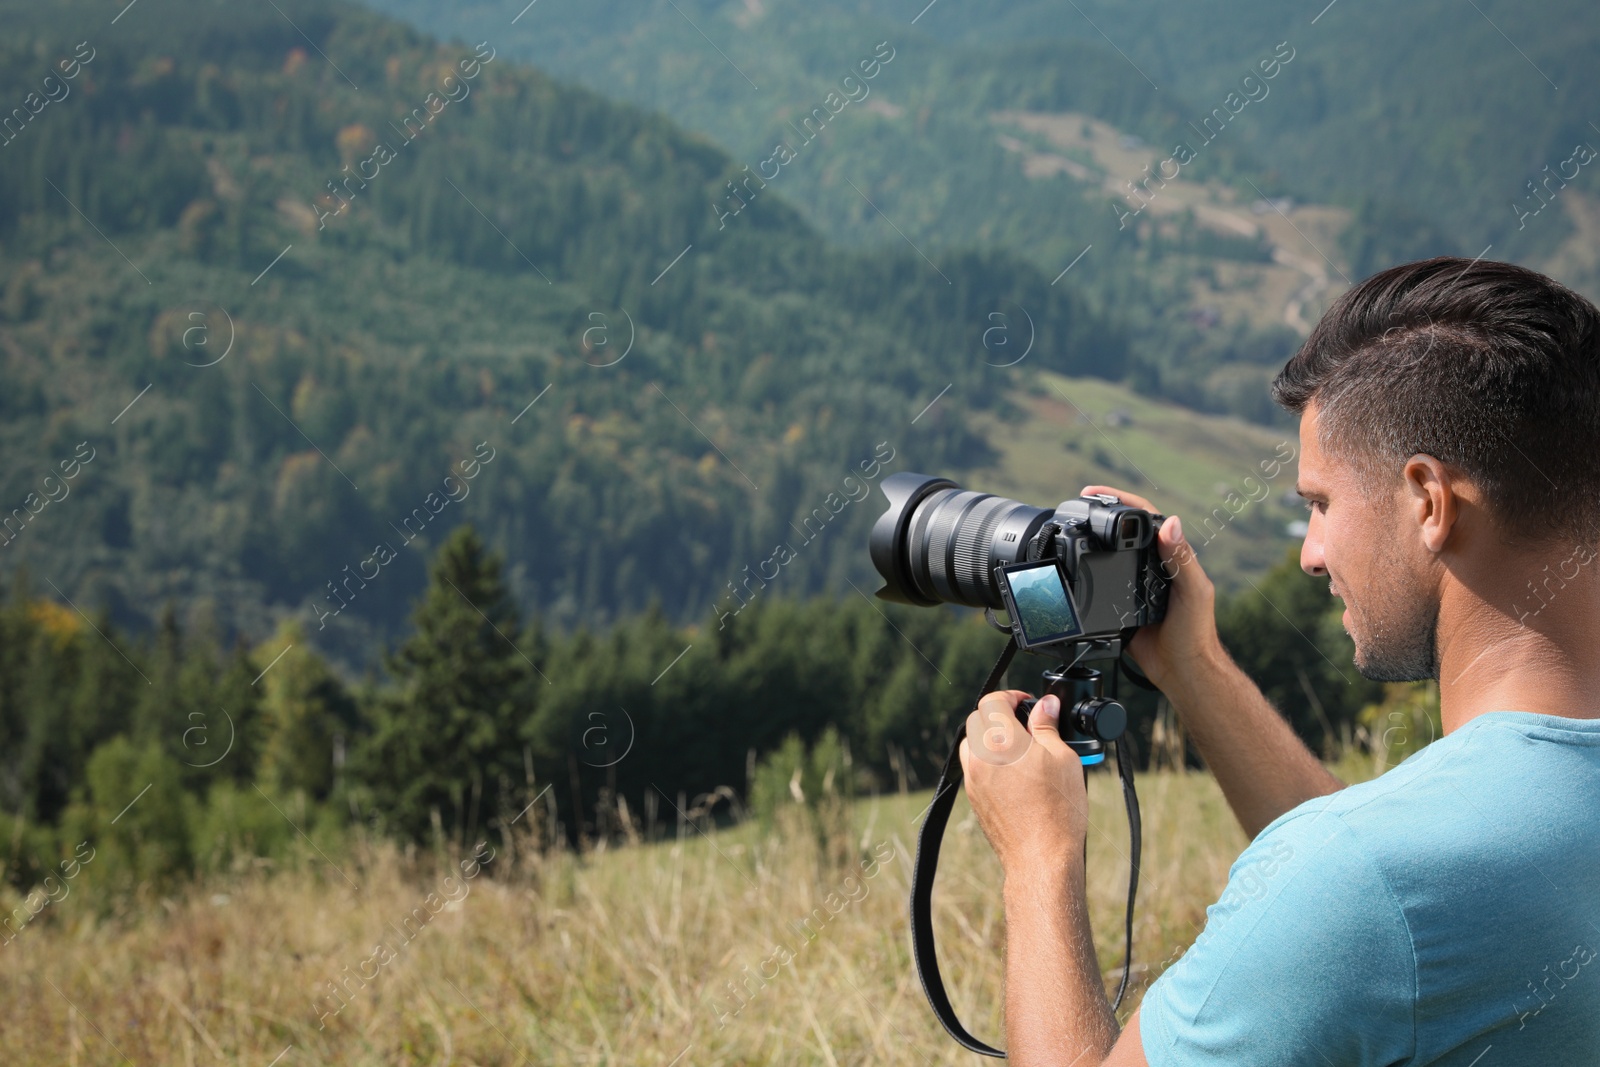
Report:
355,526,541,847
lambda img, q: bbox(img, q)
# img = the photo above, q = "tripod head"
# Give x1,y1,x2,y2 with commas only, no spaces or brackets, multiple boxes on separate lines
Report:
992,624,1129,765
1015,663,1129,765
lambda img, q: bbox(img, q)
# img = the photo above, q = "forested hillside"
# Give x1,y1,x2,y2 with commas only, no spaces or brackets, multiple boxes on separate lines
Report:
859,0,1600,263
0,0,1135,657
367,0,1600,395
366,0,1311,419
0,0,1429,946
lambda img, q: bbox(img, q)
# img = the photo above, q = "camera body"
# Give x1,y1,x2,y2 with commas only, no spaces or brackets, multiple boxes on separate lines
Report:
870,473,1170,653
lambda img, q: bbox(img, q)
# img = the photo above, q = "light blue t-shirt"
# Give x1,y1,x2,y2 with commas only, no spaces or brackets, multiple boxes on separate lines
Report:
1140,711,1600,1066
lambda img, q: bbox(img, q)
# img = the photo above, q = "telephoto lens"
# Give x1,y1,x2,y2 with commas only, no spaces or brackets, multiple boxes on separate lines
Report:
870,471,1170,644
869,473,1054,609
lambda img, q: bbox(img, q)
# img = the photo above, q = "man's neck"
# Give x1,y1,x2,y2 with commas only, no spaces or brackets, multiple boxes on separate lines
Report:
1436,564,1600,733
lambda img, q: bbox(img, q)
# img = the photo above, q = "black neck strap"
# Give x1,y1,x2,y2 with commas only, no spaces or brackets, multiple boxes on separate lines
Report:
908,636,1018,1057
908,637,1145,1058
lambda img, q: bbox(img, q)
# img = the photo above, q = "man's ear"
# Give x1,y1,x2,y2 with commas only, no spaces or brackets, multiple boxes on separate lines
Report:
1402,453,1459,553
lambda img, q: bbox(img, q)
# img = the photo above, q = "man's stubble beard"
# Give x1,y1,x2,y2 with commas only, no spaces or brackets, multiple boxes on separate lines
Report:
1346,542,1440,683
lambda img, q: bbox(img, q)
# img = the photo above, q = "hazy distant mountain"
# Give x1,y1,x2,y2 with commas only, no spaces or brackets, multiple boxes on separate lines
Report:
364,0,1600,312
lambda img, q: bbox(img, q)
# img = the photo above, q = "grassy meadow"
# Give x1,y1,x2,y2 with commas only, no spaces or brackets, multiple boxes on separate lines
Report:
0,751,1382,1066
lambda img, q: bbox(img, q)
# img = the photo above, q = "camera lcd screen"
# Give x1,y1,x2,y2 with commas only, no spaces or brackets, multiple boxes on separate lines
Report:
997,560,1085,648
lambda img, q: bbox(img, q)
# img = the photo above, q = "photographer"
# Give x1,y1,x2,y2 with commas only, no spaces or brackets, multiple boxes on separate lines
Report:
961,257,1600,1066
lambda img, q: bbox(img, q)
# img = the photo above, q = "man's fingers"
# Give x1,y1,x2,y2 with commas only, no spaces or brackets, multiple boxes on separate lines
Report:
967,689,1082,765
975,689,1031,713
970,690,1035,767
1026,694,1063,744
1081,484,1156,513
1156,514,1196,576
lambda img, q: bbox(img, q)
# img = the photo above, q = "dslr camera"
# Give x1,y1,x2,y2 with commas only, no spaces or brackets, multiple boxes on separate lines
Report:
869,472,1170,653
873,473,1170,1053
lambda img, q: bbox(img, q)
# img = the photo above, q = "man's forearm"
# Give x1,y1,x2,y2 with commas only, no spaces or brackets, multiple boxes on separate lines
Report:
1002,859,1119,1066
1164,641,1345,838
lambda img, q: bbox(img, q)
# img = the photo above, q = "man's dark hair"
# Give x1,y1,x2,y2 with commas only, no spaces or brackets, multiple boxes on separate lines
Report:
1272,256,1600,546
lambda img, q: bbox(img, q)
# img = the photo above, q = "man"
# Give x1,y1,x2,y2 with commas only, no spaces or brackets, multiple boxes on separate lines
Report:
961,257,1600,1065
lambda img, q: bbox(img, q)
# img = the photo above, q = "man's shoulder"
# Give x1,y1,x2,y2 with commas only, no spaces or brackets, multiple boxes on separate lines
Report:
1143,713,1600,1067
1143,789,1419,1066
1256,710,1600,900
1245,730,1466,879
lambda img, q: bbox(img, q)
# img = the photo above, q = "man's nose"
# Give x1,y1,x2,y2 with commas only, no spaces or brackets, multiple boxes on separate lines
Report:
1300,512,1327,577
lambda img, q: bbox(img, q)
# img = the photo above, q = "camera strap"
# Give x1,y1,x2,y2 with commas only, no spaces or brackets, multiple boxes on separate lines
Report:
909,635,1018,1058
908,636,1143,1058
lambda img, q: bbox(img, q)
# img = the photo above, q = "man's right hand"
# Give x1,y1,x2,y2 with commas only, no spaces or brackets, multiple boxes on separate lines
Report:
1082,484,1222,696
1082,485,1344,836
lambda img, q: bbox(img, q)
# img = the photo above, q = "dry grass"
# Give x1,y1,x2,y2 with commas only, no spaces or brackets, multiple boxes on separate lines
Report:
0,759,1376,1066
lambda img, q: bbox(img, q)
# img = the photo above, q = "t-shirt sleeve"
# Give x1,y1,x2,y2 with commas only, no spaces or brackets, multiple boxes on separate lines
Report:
1139,809,1416,1067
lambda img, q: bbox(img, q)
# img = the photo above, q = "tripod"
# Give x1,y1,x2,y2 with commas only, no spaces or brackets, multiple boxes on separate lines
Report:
1015,659,1130,765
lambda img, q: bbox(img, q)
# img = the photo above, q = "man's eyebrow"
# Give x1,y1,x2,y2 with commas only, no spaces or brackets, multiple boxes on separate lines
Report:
1294,484,1326,499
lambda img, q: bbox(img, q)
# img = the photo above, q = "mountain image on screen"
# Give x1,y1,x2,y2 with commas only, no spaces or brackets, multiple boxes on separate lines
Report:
1010,566,1082,641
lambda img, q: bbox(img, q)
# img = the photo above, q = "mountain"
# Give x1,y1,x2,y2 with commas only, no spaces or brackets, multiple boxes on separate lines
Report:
0,0,1141,664
860,0,1600,260
0,0,1379,873
362,0,1600,368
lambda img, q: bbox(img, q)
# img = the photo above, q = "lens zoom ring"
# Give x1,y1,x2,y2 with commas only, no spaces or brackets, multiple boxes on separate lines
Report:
926,491,986,604
951,496,1016,606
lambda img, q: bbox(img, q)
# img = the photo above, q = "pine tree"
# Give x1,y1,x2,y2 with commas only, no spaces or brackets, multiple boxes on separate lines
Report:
355,526,541,847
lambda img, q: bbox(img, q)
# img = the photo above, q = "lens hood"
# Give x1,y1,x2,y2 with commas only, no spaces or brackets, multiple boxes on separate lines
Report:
870,472,957,605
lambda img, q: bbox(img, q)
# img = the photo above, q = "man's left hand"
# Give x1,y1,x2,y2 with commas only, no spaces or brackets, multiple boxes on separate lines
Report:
959,690,1090,877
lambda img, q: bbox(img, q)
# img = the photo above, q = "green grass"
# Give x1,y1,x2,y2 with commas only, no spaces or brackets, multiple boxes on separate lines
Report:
0,758,1380,1065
